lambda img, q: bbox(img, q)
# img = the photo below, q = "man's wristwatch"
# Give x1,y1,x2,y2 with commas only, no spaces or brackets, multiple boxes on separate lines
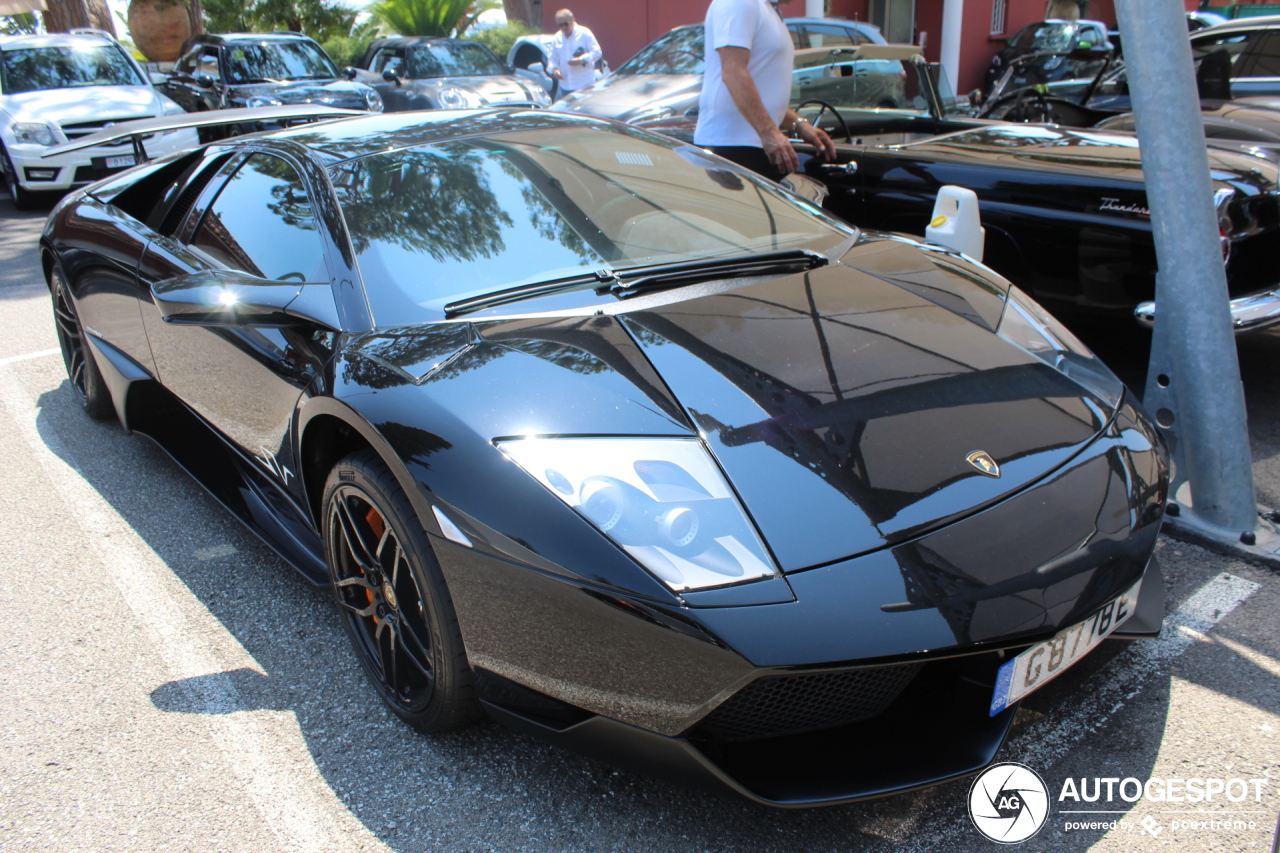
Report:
788,117,809,134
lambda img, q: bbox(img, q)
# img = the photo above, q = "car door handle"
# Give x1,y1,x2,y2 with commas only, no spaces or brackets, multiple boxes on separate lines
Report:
819,162,858,175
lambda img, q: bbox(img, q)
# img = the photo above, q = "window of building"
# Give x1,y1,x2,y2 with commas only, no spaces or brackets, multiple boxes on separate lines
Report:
991,0,1008,36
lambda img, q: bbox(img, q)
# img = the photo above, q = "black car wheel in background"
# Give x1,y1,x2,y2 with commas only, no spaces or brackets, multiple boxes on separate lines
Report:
323,450,481,734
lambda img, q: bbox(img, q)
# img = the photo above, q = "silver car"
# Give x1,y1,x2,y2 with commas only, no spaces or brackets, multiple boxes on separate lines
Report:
351,37,550,111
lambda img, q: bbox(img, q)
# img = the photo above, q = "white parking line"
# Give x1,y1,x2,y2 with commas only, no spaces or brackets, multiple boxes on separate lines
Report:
0,348,59,366
0,364,384,853
1012,572,1260,770
900,570,1260,852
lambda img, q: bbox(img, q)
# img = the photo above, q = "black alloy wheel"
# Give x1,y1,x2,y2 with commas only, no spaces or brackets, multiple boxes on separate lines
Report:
323,450,480,733
1,145,38,211
51,269,114,419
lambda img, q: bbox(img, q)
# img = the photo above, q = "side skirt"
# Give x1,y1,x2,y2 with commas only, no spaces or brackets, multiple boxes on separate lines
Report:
124,380,329,585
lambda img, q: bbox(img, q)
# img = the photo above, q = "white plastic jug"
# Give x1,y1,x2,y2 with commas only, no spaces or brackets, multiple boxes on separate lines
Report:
924,185,985,262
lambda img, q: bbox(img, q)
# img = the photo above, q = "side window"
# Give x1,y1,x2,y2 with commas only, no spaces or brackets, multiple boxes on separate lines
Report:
191,154,325,282
802,25,862,48
787,25,806,50
175,48,199,75
374,49,405,75
1241,31,1280,78
1191,31,1256,71
196,48,221,80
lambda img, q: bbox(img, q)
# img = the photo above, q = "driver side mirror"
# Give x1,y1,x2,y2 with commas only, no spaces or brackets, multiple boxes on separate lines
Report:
382,69,402,85
195,74,215,89
152,270,340,331
343,66,358,80
968,88,985,107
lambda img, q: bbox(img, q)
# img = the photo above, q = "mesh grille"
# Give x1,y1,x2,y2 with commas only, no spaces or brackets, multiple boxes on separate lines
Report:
694,663,924,742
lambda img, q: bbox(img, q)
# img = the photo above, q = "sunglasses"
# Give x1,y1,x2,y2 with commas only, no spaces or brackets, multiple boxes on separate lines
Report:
557,21,572,27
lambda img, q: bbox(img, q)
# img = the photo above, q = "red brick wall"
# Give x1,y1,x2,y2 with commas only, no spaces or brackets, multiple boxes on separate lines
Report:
542,0,1122,99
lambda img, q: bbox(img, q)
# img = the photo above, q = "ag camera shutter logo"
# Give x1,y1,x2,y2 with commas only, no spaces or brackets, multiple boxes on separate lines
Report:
968,762,1050,843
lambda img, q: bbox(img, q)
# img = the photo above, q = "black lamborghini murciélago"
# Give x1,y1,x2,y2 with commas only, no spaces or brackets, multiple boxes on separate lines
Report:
40,106,1168,807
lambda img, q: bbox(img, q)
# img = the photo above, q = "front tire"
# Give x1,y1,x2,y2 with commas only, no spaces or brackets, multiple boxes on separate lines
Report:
51,268,114,420
323,450,480,733
2,145,40,211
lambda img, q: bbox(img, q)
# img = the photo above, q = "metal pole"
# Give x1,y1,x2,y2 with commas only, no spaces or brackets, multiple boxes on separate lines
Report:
1116,0,1258,541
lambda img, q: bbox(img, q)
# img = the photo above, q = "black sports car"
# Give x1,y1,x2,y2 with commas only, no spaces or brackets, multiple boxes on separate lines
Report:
644,50,1280,332
41,107,1167,807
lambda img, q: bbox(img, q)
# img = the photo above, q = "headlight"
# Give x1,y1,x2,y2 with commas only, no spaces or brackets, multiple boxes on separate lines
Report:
364,88,384,112
523,83,551,107
498,437,778,592
246,95,284,108
437,86,477,109
11,122,55,146
997,285,1124,409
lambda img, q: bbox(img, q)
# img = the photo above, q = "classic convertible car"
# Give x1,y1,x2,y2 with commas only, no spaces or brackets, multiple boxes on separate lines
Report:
642,47,1280,331
41,107,1167,806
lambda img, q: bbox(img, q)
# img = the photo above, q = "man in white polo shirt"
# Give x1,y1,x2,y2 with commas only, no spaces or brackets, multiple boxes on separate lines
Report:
548,9,602,98
694,0,835,180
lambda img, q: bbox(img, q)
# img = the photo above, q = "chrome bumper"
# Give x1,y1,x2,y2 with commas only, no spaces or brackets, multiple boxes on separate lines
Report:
1134,287,1280,333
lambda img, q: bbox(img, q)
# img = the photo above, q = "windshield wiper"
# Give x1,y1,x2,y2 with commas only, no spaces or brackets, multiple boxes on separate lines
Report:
606,249,828,299
444,269,619,317
443,250,828,318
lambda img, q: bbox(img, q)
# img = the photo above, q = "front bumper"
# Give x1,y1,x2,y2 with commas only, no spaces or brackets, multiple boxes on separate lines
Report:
434,399,1168,805
17,129,199,192
1134,286,1280,333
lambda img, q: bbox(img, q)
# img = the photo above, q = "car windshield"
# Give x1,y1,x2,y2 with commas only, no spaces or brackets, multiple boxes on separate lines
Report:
331,124,853,322
616,27,705,75
792,53,953,117
224,41,337,84
1010,23,1077,52
1,45,143,93
410,43,505,77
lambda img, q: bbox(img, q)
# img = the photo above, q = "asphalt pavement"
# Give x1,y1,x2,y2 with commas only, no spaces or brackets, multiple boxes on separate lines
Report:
0,199,1276,853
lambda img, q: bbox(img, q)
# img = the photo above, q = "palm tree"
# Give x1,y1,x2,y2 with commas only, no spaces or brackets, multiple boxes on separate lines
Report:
370,0,483,38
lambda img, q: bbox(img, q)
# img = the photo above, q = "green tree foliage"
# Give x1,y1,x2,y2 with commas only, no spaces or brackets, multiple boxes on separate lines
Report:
466,20,531,63
202,0,356,43
369,0,480,38
320,18,384,69
0,13,39,35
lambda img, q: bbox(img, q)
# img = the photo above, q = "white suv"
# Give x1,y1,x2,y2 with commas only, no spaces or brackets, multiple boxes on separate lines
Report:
0,30,198,209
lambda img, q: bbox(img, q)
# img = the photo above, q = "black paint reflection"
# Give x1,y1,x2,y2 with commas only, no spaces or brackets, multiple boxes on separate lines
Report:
625,263,1107,570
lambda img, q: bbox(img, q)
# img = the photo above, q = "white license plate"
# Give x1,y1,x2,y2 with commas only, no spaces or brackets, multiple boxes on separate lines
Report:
104,155,136,169
989,578,1142,716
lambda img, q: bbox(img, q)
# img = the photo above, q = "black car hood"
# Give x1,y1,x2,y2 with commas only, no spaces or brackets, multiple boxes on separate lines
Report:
905,124,1280,192
620,254,1113,572
231,79,371,107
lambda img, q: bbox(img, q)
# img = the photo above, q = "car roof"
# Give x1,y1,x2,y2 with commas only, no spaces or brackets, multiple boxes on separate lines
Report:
1196,14,1280,32
0,32,122,50
368,36,481,49
191,32,318,46
270,108,613,165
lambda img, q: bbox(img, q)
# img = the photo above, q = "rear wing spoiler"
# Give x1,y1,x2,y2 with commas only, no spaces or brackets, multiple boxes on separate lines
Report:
42,105,365,164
